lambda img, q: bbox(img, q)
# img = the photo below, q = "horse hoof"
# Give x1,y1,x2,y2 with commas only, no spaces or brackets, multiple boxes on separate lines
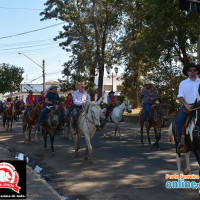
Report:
183,169,190,175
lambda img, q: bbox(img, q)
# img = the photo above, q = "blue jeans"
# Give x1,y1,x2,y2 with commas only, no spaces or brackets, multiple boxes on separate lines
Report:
23,107,31,118
72,106,82,128
106,105,113,117
38,107,48,123
3,108,8,121
65,107,72,126
144,103,152,122
176,105,188,143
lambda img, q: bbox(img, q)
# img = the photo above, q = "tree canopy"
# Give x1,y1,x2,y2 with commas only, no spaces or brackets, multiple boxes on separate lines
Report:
0,63,24,94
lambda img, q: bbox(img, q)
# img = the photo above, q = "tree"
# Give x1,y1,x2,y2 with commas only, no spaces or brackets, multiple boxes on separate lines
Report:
0,63,24,94
40,0,121,100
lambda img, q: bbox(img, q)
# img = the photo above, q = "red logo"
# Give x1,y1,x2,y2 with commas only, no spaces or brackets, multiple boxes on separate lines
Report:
0,162,21,193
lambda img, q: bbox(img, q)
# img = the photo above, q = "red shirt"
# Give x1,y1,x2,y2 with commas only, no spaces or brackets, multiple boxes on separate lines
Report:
110,97,116,103
65,98,73,107
38,96,45,105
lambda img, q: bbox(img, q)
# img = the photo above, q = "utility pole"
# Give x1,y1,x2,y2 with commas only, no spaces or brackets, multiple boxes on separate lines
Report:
42,60,45,92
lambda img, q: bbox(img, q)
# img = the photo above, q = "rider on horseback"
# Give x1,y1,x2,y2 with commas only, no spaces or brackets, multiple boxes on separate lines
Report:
38,85,62,126
3,97,14,121
105,91,117,120
23,90,37,119
72,82,90,132
65,93,74,127
139,80,159,128
38,91,45,106
13,96,20,121
176,63,200,153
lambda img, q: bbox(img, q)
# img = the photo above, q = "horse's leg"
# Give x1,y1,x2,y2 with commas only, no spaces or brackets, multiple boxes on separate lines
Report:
176,153,181,175
116,124,121,139
84,134,93,163
183,151,191,175
84,146,88,160
42,127,47,149
34,124,38,141
140,122,144,144
6,119,9,131
49,132,54,152
10,118,13,130
146,127,151,145
28,125,31,141
153,126,160,149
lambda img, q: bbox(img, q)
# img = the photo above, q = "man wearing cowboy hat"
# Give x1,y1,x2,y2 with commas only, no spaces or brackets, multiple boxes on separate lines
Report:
176,63,200,153
139,80,159,128
38,85,61,125
23,90,37,119
72,82,90,130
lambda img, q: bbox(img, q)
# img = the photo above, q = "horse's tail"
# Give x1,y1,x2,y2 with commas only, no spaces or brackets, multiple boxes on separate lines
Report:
168,123,174,143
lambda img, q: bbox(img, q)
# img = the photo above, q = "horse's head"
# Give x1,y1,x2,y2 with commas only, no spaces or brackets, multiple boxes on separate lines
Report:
124,101,132,113
47,105,60,127
85,97,102,128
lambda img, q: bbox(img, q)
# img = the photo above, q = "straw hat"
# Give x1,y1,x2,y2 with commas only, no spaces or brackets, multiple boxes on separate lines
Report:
48,85,59,91
144,80,155,86
75,82,86,89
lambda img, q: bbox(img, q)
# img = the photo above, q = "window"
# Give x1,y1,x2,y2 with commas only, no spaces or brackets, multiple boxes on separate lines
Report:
117,85,123,92
104,85,112,91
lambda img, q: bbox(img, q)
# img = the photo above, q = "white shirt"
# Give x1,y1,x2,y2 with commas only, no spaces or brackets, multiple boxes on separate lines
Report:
73,89,90,106
177,77,200,104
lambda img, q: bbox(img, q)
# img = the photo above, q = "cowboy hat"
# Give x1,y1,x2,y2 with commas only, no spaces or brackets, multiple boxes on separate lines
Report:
182,63,200,76
48,85,59,91
108,91,114,96
75,82,86,89
144,80,155,86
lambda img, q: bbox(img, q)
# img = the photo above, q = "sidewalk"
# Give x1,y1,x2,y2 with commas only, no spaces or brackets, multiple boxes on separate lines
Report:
0,145,64,200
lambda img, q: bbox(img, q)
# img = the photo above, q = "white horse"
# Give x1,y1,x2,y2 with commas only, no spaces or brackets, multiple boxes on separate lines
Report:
67,97,102,163
100,101,132,138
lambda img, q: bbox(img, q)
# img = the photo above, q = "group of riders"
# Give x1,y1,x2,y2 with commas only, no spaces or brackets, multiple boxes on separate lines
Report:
1,62,198,151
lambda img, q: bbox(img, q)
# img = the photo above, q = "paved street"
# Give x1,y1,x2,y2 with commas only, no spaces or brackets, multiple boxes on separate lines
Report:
0,117,199,200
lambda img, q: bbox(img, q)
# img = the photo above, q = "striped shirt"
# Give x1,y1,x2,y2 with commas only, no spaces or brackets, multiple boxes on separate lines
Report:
73,90,90,106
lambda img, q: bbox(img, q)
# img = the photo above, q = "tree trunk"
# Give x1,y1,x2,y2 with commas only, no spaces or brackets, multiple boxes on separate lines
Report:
132,70,139,108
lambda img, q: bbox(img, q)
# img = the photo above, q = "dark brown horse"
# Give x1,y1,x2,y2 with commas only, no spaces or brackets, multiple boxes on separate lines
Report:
3,104,14,131
22,104,43,141
14,101,22,122
42,104,61,152
139,103,168,149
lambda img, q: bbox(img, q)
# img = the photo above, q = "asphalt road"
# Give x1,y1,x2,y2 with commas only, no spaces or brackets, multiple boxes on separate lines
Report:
0,117,199,200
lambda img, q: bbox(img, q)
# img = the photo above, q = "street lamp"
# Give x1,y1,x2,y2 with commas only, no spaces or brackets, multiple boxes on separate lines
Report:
106,65,118,91
18,52,45,92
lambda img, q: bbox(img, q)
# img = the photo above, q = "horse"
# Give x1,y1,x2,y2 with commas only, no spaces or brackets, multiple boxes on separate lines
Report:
22,104,43,141
139,103,168,149
67,97,102,163
100,101,132,138
14,101,22,122
41,104,61,152
168,95,200,178
3,104,14,131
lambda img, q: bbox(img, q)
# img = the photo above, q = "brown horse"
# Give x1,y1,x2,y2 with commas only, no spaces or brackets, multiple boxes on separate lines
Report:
139,103,168,149
3,105,14,131
22,104,43,141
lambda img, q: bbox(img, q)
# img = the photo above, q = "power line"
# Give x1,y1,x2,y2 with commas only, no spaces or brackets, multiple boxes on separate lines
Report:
0,22,65,40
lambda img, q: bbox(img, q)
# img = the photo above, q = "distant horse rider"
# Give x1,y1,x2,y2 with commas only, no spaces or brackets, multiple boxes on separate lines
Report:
176,63,200,153
3,97,14,122
139,80,159,128
72,82,90,133
38,85,62,126
13,96,20,121
38,91,45,107
105,91,117,120
65,93,74,127
23,90,37,119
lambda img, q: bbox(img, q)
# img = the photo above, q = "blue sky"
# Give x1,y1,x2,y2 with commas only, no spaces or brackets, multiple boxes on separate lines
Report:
0,0,70,84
